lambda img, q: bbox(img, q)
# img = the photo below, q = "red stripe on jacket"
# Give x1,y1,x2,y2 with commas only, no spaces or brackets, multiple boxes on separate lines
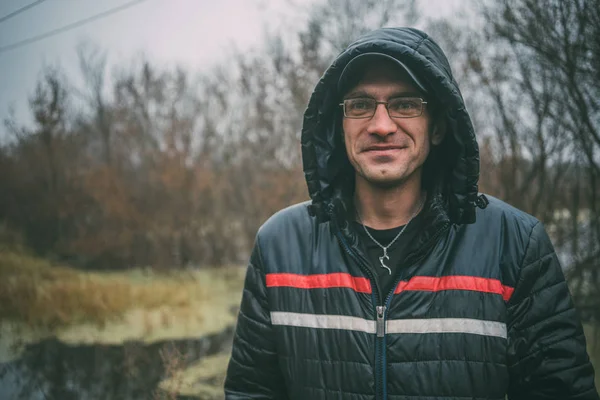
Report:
394,275,514,301
266,273,514,301
266,272,372,293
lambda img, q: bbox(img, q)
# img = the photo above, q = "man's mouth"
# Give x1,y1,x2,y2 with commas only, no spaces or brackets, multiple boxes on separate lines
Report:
363,145,405,152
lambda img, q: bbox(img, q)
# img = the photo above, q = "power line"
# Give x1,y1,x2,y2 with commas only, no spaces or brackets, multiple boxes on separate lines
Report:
0,0,47,24
0,0,147,55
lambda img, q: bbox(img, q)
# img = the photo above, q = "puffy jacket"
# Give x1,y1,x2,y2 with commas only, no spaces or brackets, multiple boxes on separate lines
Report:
224,27,599,400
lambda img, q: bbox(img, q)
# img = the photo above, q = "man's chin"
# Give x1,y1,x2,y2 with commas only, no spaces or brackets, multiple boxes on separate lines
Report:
361,173,407,189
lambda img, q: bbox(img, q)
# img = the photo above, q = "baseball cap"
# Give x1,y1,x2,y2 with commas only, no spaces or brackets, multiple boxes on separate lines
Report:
337,52,428,95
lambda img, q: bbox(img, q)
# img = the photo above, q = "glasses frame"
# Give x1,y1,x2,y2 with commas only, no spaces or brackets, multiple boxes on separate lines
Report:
339,97,428,119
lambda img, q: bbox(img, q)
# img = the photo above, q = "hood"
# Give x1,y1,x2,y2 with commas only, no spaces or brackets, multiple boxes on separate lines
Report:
301,27,480,225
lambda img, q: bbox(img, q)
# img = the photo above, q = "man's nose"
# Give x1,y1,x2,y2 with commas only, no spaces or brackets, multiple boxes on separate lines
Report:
367,104,397,137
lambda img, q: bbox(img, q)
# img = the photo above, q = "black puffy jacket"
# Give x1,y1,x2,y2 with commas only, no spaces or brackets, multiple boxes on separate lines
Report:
225,27,598,400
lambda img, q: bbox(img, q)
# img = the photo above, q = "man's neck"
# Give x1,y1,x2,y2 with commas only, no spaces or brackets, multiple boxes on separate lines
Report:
354,175,425,230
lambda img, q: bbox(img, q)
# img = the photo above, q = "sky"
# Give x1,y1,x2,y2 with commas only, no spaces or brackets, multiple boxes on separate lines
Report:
0,0,462,135
0,0,309,131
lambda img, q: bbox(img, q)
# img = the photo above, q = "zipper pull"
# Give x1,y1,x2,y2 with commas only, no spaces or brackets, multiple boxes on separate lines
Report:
376,306,386,337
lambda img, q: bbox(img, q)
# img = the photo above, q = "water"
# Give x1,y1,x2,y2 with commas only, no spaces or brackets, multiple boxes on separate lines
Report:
0,326,233,400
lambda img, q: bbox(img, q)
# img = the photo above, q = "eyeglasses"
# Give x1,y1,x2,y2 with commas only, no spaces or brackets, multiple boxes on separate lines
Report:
339,97,428,119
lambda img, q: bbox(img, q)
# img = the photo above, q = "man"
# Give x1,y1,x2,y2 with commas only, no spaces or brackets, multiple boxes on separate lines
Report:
224,27,599,399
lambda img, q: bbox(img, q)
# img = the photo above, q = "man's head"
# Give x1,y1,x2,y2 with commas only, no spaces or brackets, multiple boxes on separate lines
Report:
301,27,479,223
338,54,446,189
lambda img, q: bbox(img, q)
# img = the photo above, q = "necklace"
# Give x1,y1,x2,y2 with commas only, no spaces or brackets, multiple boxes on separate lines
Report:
356,196,425,275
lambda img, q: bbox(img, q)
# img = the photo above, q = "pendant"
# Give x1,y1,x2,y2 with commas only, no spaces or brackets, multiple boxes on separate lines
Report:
378,249,391,275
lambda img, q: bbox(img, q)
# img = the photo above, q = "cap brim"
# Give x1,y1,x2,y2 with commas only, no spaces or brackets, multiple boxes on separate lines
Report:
337,52,428,95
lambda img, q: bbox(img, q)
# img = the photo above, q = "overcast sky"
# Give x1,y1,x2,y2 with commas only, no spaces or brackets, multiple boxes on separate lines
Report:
0,0,462,134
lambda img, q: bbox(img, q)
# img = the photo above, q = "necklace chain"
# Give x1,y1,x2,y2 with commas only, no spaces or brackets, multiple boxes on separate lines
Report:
356,195,425,275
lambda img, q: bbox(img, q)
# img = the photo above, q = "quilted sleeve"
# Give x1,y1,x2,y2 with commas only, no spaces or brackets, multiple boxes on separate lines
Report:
507,222,599,399
224,236,288,399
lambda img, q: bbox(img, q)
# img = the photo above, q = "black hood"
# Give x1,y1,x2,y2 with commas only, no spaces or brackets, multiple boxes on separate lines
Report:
301,27,480,225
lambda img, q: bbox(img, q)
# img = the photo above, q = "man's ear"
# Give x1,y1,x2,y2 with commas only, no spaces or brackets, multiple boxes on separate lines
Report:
431,117,447,145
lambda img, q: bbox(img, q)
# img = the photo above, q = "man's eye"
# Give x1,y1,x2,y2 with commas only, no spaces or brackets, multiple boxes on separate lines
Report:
389,99,419,111
349,99,372,110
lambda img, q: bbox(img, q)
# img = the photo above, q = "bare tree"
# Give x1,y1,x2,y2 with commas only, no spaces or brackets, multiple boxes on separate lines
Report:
76,41,114,166
475,0,600,323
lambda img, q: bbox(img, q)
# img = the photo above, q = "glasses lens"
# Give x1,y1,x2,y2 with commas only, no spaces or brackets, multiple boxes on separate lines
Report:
388,97,423,118
345,98,376,118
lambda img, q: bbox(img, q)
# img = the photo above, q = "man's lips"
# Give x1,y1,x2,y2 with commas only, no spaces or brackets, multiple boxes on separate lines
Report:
362,145,406,152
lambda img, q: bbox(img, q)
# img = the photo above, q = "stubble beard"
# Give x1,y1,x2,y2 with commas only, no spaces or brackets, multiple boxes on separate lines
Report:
355,164,416,190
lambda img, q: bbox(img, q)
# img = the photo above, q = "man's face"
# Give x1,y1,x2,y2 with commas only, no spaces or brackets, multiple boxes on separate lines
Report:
341,61,443,189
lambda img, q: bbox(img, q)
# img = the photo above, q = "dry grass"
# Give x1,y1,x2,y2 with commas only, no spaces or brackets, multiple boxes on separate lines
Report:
154,344,187,400
0,250,219,330
583,324,600,391
158,351,231,399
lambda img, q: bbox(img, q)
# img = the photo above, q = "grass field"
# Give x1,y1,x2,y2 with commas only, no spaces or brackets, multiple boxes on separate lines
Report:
0,250,245,363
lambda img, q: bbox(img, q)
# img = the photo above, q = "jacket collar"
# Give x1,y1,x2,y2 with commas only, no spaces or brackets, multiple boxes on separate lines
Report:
327,189,451,269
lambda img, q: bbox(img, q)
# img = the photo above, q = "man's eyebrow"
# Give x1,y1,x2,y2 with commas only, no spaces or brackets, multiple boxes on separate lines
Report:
343,90,370,99
390,92,423,98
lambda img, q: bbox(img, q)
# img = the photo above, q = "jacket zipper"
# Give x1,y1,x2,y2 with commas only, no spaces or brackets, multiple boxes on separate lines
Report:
333,215,451,400
376,305,387,399
376,305,386,337
376,221,451,400
331,224,386,400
